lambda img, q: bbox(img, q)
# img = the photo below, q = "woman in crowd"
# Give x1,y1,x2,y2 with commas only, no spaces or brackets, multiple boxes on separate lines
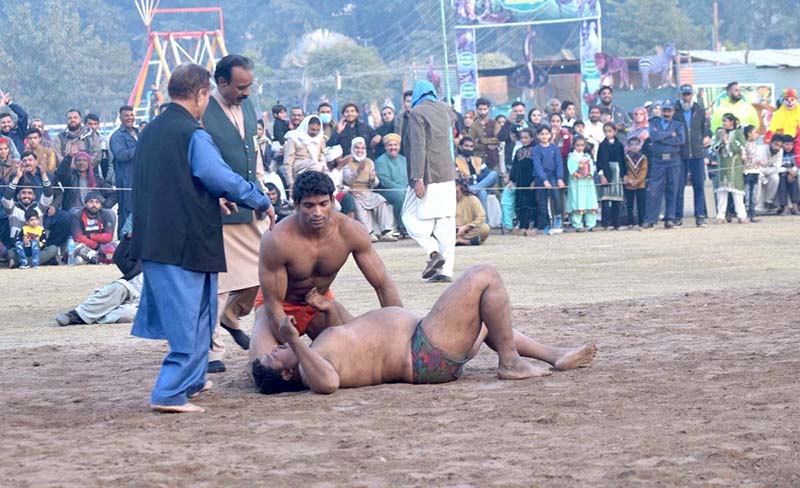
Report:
509,128,537,236
711,113,747,223
55,151,116,212
342,137,397,242
283,114,325,196
527,107,546,139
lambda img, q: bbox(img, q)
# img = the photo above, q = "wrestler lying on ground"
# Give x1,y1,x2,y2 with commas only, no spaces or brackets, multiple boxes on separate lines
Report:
248,171,402,378
251,264,597,394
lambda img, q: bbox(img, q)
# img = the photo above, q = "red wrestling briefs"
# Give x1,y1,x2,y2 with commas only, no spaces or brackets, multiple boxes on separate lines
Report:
253,289,334,336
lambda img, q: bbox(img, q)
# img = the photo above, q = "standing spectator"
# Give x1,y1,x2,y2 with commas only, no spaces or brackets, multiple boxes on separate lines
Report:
203,54,275,372
71,191,116,264
597,85,631,132
509,128,537,235
527,107,547,138
455,136,500,211
55,151,116,212
562,101,577,129
464,110,476,131
373,133,408,236
674,84,711,227
317,102,335,142
455,179,490,246
402,80,457,283
584,106,605,158
396,90,414,157
643,100,685,229
0,91,28,156
776,135,799,215
566,136,599,231
28,119,54,149
711,114,747,223
742,125,763,222
284,115,325,193
343,138,397,242
546,98,562,119
550,113,572,166
766,88,800,142
498,101,527,173
54,109,91,162
628,107,650,143
271,104,290,144
0,137,16,184
532,126,565,234
468,98,501,170
15,208,44,268
370,106,396,159
2,155,57,268
83,113,104,168
623,137,649,228
329,102,373,158
596,123,627,230
710,82,759,131
26,128,57,172
131,63,272,413
289,106,304,130
265,182,294,223
110,105,139,236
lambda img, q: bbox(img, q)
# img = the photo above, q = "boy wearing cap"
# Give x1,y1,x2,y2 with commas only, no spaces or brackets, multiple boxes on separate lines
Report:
674,84,712,227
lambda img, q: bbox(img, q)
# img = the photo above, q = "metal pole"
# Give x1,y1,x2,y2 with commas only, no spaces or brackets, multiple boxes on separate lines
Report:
439,0,452,103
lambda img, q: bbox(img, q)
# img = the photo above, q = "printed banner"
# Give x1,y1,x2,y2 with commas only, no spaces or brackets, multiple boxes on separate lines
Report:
452,0,600,28
579,19,601,119
455,29,479,112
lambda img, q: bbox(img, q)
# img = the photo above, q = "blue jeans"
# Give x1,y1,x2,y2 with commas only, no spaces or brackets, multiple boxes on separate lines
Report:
744,173,759,218
675,157,707,220
645,163,682,224
469,170,500,211
14,239,40,266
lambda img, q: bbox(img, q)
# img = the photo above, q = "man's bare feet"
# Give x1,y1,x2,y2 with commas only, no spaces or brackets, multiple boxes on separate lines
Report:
498,356,553,380
305,288,333,312
188,380,213,399
554,344,597,371
151,402,205,413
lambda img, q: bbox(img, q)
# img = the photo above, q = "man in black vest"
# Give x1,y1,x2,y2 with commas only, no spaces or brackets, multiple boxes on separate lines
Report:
131,63,273,413
202,55,275,374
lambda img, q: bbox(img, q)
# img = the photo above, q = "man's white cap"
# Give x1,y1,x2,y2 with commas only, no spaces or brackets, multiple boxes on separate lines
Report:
324,145,343,163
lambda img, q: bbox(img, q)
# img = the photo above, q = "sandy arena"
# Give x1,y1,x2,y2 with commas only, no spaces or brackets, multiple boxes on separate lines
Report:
2,217,799,487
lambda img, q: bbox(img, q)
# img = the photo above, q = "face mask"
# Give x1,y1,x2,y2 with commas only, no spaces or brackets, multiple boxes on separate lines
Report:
319,113,332,124
460,149,474,158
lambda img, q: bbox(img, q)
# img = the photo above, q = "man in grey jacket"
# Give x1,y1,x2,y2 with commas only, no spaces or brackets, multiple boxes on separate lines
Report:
674,84,712,227
401,80,457,283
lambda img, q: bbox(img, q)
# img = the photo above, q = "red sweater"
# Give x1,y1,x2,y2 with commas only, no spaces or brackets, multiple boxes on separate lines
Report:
72,209,114,249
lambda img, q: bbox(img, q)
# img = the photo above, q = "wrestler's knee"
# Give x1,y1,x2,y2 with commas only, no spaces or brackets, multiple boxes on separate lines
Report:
463,264,500,283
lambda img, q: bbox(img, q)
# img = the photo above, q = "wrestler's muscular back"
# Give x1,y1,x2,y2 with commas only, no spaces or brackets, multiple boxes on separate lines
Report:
270,212,363,303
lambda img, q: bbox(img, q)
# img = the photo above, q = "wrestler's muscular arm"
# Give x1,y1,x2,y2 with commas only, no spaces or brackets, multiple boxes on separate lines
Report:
278,316,341,394
259,232,290,337
347,220,403,307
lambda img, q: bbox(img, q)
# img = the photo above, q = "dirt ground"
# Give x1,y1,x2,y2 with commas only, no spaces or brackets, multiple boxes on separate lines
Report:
1,217,799,487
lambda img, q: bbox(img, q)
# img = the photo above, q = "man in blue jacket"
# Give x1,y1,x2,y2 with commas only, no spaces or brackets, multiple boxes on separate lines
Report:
643,99,685,229
110,105,140,235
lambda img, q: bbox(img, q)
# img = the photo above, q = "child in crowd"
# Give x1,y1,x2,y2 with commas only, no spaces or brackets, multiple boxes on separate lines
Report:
623,137,648,228
15,209,44,269
596,123,627,230
776,134,799,215
741,125,761,222
532,126,565,234
566,136,598,231
509,128,537,235
573,120,593,158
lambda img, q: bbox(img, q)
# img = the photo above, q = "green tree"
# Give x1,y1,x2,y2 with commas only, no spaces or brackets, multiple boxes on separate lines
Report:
602,0,705,56
0,0,135,122
305,43,392,104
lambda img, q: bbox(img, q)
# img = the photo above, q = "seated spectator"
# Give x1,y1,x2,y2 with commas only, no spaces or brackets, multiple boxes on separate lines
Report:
342,137,397,242
57,216,142,326
753,135,783,212
71,191,116,265
284,115,325,194
265,182,294,223
15,208,44,268
25,128,57,172
0,137,16,184
2,155,58,268
0,94,27,159
455,136,500,211
371,106,396,159
328,102,373,157
776,134,799,215
324,145,357,220
373,133,408,236
55,151,116,212
28,119,55,149
455,179,490,246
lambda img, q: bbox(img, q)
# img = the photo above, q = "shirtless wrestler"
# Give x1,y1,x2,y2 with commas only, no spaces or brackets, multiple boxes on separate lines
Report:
251,264,597,394
249,171,402,379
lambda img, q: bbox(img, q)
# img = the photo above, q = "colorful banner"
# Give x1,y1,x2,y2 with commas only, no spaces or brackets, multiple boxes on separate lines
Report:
579,19,601,119
452,0,600,28
455,28,479,112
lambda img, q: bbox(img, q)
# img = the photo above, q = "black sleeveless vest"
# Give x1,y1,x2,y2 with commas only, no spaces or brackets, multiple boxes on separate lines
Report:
131,103,227,273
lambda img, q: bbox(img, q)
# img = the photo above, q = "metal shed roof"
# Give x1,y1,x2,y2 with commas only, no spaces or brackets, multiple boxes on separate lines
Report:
681,49,800,68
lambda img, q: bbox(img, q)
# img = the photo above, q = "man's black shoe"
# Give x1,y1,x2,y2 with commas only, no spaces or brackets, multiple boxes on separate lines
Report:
220,321,250,350
422,252,445,279
207,360,226,374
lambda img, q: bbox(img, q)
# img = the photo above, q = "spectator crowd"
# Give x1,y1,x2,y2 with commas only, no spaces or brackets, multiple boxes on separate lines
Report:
2,79,799,270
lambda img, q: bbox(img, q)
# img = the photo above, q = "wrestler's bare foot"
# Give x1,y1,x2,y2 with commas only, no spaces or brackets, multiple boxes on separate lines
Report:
305,288,333,312
554,344,597,371
151,402,205,413
497,356,553,380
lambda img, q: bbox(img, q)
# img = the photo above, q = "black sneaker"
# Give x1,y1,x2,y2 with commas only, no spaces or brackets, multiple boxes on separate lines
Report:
422,252,445,279
56,310,85,327
220,321,251,350
664,220,675,229
673,220,683,227
207,360,226,374
696,218,707,227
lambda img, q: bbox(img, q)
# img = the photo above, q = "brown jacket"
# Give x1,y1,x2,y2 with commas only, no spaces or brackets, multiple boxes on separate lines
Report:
407,100,456,186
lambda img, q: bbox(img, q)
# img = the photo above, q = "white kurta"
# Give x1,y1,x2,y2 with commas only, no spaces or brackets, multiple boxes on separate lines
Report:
402,180,456,277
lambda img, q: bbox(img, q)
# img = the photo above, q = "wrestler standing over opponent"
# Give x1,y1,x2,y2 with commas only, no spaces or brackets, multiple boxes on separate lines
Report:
249,171,402,377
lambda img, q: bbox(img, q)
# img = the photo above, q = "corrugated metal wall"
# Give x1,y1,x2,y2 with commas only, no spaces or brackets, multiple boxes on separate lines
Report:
683,62,799,95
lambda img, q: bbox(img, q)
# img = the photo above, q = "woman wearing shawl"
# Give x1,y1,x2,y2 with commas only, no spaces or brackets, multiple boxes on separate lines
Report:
55,150,116,212
343,137,398,242
711,113,747,223
284,115,325,194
